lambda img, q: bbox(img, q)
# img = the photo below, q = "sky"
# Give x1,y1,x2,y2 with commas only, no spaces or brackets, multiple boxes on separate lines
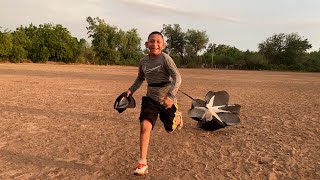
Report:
1,0,320,51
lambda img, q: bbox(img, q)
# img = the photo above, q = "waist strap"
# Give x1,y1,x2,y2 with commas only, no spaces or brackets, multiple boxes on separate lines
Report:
148,81,171,87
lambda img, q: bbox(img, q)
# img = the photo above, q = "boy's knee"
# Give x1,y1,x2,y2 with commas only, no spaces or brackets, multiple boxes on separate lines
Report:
140,119,152,133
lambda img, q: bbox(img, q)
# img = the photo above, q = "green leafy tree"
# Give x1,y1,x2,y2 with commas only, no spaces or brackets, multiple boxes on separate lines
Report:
83,48,96,64
214,44,242,58
162,24,209,66
258,33,285,65
78,38,88,51
162,24,186,62
51,24,79,63
16,24,38,61
185,29,209,56
0,28,13,59
243,51,268,70
299,50,320,72
86,17,142,65
76,38,96,64
184,29,209,66
213,44,243,67
201,43,216,67
284,33,312,66
16,23,79,63
117,29,142,65
10,29,31,62
258,33,312,66
86,16,120,65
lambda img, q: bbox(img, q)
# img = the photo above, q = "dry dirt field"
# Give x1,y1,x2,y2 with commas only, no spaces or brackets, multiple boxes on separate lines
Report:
0,63,319,179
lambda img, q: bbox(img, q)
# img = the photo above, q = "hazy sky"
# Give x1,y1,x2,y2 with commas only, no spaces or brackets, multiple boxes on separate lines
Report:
1,0,320,51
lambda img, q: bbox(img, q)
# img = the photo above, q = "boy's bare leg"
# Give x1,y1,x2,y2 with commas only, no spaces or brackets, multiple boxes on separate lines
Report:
140,120,153,163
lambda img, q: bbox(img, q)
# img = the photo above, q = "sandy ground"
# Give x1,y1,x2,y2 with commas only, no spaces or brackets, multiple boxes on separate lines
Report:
0,63,319,179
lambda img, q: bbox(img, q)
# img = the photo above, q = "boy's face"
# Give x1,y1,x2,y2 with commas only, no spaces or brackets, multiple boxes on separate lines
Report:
146,34,165,56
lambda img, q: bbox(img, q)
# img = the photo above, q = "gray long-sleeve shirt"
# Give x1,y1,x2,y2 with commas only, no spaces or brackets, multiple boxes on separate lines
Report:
129,52,182,103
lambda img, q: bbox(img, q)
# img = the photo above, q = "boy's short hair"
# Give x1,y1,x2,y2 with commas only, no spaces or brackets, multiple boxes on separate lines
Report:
148,31,164,40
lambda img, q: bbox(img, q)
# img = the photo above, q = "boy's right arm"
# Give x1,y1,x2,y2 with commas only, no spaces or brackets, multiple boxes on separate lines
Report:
127,63,145,96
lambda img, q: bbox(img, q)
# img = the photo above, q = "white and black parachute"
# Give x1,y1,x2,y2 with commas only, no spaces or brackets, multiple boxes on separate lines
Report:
179,90,241,131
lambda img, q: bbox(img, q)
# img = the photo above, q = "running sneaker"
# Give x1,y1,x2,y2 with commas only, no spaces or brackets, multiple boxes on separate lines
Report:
134,163,148,175
176,111,183,130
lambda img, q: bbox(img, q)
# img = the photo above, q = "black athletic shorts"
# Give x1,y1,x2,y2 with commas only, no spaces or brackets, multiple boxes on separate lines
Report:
139,96,180,132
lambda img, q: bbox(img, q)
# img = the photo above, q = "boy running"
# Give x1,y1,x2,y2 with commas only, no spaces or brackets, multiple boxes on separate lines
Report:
126,31,182,175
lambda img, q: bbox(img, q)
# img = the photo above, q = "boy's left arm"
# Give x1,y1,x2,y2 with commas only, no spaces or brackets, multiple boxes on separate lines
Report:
165,57,182,103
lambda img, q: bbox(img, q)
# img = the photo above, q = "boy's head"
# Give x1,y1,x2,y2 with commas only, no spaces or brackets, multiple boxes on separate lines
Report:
145,31,166,56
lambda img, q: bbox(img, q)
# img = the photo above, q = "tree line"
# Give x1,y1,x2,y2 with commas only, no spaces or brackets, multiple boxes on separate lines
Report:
1,16,319,72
